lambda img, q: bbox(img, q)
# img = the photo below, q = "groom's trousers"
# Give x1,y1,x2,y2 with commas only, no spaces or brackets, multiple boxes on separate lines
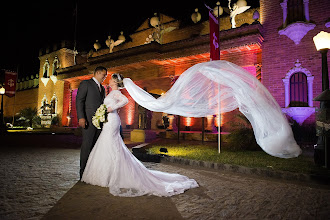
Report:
80,121,101,179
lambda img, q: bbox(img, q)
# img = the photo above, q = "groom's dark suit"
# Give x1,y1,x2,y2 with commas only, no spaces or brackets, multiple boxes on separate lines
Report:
76,78,105,178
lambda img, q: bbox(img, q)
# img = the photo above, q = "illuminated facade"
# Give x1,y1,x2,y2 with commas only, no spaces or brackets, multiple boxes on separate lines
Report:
52,10,260,130
4,0,330,131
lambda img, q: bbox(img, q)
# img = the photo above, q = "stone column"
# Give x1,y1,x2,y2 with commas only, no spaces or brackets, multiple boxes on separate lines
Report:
303,0,310,22
206,115,214,131
280,1,288,27
214,114,221,128
167,115,175,130
307,75,314,107
282,78,290,107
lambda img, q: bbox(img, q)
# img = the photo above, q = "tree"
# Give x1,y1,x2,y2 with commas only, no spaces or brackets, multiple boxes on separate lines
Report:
17,107,39,128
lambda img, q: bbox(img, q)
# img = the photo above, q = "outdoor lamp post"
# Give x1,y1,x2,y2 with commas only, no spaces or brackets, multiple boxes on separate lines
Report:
313,31,330,168
0,87,6,134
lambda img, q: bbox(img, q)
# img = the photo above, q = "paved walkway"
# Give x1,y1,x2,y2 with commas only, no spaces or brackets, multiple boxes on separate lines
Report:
1,143,330,219
0,146,79,220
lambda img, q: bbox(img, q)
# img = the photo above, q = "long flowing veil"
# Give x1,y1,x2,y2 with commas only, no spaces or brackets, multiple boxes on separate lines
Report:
123,60,302,158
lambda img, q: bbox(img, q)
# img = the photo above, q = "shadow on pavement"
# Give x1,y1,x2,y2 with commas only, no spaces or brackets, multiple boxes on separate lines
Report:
42,181,183,220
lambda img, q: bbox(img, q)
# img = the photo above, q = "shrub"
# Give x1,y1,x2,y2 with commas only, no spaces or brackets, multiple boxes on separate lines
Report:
17,107,40,128
225,113,259,151
33,116,42,128
51,116,59,126
291,121,317,145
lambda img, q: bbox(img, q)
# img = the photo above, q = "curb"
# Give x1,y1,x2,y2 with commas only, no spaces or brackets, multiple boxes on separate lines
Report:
160,156,330,185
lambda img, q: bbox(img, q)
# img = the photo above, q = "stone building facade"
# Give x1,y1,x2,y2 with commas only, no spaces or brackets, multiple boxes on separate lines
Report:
1,72,39,120
260,0,330,125
3,0,330,132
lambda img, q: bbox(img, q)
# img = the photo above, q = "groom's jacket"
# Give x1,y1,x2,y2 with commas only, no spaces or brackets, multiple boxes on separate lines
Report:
76,78,105,123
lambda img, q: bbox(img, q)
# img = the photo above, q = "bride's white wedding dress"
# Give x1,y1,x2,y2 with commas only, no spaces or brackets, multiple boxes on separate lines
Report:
81,90,199,197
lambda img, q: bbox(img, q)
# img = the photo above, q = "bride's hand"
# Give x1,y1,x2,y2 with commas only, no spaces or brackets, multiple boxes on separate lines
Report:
107,107,113,112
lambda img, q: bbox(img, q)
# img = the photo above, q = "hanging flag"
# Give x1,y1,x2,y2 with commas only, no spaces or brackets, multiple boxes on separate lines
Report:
4,71,18,97
209,10,220,61
207,6,221,154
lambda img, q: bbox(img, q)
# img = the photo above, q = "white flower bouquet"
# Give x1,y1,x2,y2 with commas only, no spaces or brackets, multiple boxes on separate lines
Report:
92,104,108,129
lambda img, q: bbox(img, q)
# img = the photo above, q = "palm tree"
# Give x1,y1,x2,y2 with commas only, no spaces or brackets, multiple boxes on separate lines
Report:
18,107,38,128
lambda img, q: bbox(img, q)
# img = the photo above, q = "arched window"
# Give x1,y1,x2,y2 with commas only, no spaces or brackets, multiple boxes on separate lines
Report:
43,59,50,78
281,0,310,27
279,0,314,45
282,60,315,125
290,72,308,107
282,60,314,108
52,56,60,76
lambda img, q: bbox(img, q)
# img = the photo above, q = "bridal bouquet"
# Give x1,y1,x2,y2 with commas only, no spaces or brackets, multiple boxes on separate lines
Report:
92,104,108,129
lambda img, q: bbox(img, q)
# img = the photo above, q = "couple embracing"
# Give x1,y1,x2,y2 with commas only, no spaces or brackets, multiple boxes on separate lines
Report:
76,66,198,197
75,60,302,196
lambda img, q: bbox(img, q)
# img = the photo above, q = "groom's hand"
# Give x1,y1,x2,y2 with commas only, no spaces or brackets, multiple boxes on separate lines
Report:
79,118,86,128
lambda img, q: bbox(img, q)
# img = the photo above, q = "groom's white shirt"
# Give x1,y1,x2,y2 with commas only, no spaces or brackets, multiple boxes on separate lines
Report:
92,77,101,92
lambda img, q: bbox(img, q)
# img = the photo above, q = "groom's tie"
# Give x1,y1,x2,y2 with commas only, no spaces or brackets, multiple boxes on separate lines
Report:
96,83,101,93
99,85,104,97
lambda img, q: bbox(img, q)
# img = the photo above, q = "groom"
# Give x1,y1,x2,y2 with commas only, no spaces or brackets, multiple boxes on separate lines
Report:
76,66,107,179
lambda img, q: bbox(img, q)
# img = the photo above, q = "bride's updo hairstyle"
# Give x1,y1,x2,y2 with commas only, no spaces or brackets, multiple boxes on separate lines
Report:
111,73,124,89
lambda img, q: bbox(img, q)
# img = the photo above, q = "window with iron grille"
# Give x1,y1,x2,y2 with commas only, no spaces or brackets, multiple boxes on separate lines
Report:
290,72,308,107
287,0,305,25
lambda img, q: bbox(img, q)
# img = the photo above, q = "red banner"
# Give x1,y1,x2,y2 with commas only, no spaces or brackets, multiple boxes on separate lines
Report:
5,71,18,97
209,11,220,61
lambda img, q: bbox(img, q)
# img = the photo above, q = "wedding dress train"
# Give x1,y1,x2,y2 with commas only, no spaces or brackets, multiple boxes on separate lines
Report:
82,90,198,197
123,60,302,158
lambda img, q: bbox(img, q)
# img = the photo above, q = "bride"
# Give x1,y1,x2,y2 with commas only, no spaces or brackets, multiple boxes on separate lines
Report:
81,73,199,197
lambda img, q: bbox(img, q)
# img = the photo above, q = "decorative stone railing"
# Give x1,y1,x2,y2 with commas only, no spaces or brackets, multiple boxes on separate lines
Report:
16,74,39,91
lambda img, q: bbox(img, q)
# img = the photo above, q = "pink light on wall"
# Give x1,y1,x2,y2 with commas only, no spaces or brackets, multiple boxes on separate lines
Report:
126,105,134,125
123,90,135,126
242,66,257,77
71,89,78,127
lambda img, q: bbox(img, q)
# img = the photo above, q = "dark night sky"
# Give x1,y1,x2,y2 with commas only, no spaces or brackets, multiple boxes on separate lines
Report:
1,0,259,78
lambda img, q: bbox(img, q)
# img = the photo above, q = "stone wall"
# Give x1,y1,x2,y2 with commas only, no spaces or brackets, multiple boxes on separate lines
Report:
2,88,39,117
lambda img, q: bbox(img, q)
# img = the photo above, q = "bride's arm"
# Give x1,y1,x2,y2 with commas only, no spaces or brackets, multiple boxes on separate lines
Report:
107,91,128,112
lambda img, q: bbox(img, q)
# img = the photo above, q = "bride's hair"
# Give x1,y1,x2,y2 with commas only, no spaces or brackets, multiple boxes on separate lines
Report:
112,73,124,88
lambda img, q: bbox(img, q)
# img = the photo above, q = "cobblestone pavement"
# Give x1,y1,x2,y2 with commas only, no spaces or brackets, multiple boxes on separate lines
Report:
0,146,79,220
154,163,330,220
1,145,330,220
